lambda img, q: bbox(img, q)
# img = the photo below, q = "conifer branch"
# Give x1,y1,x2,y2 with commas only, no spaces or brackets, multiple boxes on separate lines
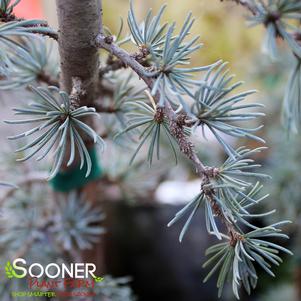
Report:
0,0,291,298
95,34,244,243
95,35,206,172
94,4,291,297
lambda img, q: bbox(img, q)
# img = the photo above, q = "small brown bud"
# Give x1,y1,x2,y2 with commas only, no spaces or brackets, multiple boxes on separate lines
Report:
104,35,114,44
176,114,187,126
204,166,220,178
154,107,165,123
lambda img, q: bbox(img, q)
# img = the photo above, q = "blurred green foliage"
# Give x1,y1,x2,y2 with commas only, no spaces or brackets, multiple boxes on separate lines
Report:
102,0,263,79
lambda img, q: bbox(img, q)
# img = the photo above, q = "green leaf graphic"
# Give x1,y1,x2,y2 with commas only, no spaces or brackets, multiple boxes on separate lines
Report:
4,261,24,279
5,261,14,279
93,276,104,283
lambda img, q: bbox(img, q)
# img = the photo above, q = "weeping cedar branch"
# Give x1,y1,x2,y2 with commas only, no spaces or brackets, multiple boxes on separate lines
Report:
0,0,291,297
95,33,244,244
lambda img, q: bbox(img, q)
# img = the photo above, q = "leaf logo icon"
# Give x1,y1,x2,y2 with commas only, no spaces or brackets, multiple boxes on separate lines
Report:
93,276,104,283
5,261,24,279
5,261,15,279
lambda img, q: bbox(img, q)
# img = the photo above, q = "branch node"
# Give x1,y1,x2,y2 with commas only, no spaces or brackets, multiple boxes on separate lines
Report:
204,166,220,178
104,35,114,44
169,118,195,160
154,107,165,123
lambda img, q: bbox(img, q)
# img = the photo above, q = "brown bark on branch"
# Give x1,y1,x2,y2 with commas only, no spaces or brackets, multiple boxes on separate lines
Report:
56,0,101,105
55,1,106,276
55,0,102,171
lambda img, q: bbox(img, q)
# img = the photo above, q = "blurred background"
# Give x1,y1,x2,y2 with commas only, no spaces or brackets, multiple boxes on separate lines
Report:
0,0,299,301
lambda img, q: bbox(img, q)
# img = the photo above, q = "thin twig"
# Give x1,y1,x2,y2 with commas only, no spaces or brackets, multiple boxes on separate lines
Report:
222,0,258,15
37,71,59,87
0,13,23,22
95,34,206,173
99,48,150,77
26,22,59,41
0,13,59,40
